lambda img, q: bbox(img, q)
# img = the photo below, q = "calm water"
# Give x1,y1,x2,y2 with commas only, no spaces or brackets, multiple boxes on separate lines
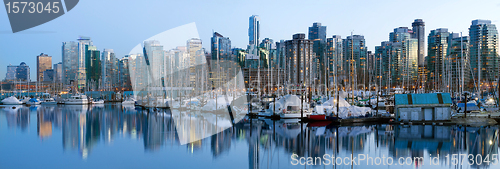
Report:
0,104,499,169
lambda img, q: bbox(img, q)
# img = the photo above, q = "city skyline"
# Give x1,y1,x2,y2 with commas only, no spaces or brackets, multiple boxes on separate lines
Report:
0,0,499,80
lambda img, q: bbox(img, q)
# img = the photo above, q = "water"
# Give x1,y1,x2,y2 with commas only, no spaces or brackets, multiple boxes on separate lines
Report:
0,104,499,169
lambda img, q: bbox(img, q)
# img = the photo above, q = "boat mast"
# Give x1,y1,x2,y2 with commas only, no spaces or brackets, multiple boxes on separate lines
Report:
460,32,464,97
350,31,354,104
477,35,481,100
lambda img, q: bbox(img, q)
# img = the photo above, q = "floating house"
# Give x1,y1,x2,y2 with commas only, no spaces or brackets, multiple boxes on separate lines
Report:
395,93,452,122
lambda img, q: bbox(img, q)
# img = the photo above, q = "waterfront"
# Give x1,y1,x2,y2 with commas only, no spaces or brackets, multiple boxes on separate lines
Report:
0,104,499,169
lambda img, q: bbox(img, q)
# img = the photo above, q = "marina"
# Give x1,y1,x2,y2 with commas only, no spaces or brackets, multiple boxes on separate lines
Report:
0,104,499,169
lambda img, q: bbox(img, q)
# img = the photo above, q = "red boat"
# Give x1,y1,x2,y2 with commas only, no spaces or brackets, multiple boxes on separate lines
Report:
307,114,327,121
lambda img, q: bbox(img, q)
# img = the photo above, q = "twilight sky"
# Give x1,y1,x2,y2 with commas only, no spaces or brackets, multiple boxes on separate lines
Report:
0,0,499,81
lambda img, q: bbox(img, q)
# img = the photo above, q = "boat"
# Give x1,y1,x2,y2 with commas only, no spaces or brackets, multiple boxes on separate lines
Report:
27,98,42,105
41,98,57,105
91,99,104,104
122,97,136,105
1,96,23,105
260,95,312,119
64,94,89,105
20,97,30,104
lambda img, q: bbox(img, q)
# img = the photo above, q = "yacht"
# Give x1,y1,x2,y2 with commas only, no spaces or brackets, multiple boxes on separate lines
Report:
64,94,89,105
260,95,312,119
1,96,23,105
92,99,105,104
41,98,57,105
122,97,136,105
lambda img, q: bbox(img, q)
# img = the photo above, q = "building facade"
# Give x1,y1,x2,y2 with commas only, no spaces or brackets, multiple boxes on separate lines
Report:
85,45,101,91
284,33,314,90
16,62,30,81
62,41,79,85
308,22,327,84
427,28,451,91
78,36,93,90
5,64,17,81
447,34,471,93
53,62,62,83
326,35,343,87
43,69,54,82
469,19,499,90
101,49,118,91
36,53,52,82
249,15,260,47
342,35,367,90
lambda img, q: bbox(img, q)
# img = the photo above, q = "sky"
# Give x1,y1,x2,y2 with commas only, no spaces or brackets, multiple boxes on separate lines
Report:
0,0,499,81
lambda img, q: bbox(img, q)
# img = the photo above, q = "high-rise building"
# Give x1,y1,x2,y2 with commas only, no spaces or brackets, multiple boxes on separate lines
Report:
211,32,232,61
343,35,368,89
411,19,425,67
447,34,471,92
62,41,78,85
143,40,165,83
308,22,327,84
85,45,101,90
78,36,93,90
326,35,343,86
101,49,118,90
469,19,499,89
5,64,17,81
187,38,202,86
249,15,260,47
118,56,132,91
284,33,314,88
374,41,393,89
53,62,62,83
388,27,418,90
275,40,286,70
16,62,30,81
375,27,418,90
127,53,146,93
43,69,54,82
260,38,273,51
36,53,52,82
427,28,451,91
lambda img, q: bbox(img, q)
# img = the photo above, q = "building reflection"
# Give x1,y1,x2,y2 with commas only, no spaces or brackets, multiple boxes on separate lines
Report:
2,105,499,168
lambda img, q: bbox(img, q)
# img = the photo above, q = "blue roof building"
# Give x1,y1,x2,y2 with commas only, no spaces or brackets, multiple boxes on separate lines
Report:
395,93,452,122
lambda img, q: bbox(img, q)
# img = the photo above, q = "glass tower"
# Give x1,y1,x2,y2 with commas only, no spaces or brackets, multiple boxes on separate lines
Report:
62,41,78,85
36,53,52,82
248,15,260,47
342,35,367,89
85,45,101,91
308,22,327,84
469,19,499,88
427,28,450,91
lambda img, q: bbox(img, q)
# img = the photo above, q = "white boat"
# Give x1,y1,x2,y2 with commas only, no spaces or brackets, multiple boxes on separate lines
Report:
122,97,136,105
64,94,89,105
20,97,30,104
1,96,23,105
260,95,312,118
41,98,57,105
92,99,105,104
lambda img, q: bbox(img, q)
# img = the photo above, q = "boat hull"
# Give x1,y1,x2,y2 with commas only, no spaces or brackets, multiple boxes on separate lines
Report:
65,101,89,105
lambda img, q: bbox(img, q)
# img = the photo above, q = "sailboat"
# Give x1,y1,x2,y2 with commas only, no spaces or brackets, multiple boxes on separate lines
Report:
1,96,23,105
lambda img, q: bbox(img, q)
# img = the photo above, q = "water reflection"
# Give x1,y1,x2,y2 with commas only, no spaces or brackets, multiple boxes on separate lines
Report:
0,105,499,169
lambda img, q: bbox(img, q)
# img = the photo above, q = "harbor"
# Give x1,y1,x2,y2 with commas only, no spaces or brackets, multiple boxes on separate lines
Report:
0,104,499,169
